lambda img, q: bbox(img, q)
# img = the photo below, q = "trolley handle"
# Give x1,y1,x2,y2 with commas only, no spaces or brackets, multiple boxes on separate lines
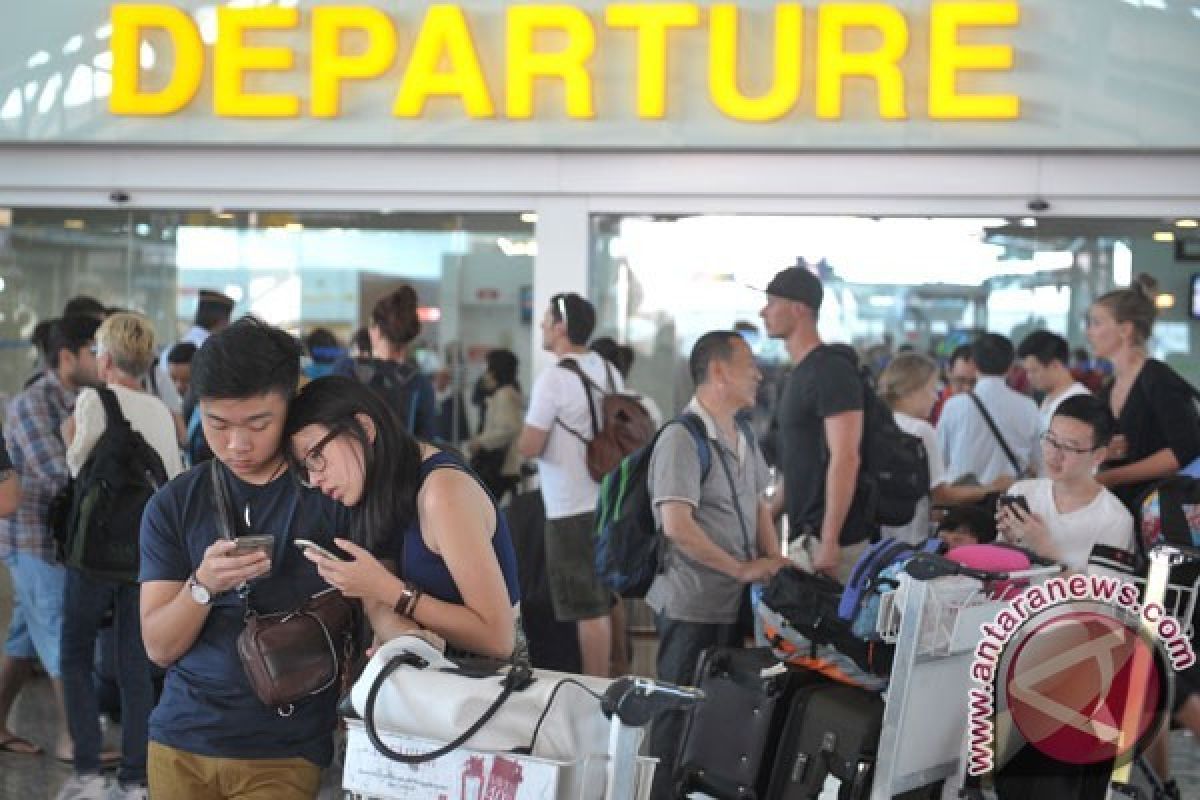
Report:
1150,542,1200,566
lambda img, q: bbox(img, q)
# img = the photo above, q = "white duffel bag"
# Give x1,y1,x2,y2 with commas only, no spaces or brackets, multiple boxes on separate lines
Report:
349,635,614,763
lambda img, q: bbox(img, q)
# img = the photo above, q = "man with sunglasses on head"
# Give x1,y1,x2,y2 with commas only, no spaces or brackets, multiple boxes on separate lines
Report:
996,394,1133,571
139,317,352,799
518,293,624,677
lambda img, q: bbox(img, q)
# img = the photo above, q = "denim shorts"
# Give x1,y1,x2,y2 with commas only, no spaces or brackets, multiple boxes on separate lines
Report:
3,553,67,677
543,512,611,622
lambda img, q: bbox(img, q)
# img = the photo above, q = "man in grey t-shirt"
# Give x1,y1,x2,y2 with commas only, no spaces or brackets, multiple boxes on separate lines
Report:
645,331,789,792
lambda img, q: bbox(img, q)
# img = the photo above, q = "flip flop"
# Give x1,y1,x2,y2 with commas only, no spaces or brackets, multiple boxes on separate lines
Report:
0,735,43,756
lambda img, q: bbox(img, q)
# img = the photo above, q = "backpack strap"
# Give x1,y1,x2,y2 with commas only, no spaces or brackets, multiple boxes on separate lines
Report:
966,391,1022,476
95,386,132,432
677,412,753,558
556,358,601,441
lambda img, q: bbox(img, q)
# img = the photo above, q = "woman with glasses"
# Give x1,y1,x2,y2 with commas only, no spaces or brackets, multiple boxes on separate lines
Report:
1087,273,1200,510
877,352,1012,544
283,375,522,660
995,394,1133,570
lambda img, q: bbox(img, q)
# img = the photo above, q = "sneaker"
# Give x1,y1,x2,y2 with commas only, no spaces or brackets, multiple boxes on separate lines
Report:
107,784,148,800
54,774,110,800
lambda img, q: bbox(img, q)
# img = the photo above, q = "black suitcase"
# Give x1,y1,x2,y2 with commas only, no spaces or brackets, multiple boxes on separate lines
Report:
676,647,821,799
765,683,885,800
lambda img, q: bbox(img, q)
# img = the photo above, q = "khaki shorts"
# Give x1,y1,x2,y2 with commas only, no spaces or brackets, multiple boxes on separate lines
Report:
543,512,612,622
148,741,321,800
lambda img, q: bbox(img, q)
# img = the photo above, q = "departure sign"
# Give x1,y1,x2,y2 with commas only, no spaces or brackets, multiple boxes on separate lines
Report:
108,2,1021,122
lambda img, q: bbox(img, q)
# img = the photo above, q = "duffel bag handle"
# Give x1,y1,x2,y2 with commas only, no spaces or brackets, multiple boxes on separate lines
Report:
363,651,534,764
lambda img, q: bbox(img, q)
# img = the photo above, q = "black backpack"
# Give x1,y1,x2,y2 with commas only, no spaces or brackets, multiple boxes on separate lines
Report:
826,347,930,528
352,358,427,437
54,387,169,583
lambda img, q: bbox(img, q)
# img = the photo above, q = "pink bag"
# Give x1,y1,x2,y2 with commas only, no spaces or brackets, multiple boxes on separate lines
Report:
945,543,1031,599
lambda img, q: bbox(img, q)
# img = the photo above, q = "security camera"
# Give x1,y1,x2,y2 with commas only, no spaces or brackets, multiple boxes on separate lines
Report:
1027,198,1050,213
109,190,131,204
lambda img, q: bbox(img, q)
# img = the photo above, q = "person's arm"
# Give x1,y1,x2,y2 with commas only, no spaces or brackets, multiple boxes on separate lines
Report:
1097,449,1180,490
931,476,1011,507
310,472,517,659
8,393,69,490
0,471,19,517
660,502,780,583
813,410,863,574
517,425,549,459
754,498,784,561
518,371,557,459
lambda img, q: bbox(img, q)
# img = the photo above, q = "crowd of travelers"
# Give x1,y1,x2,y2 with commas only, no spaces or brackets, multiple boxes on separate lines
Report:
0,265,1196,799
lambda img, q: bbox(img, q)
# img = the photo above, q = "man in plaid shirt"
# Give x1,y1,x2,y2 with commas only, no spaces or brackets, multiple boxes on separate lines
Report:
0,315,100,760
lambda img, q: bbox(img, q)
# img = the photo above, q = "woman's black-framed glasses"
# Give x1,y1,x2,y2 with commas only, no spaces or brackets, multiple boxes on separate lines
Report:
298,428,340,487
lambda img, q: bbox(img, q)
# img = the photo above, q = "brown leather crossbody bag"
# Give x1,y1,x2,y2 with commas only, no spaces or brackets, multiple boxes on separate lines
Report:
209,460,356,715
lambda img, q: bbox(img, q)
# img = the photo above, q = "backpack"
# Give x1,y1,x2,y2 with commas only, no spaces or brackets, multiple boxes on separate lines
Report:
55,387,169,583
593,412,755,598
353,358,427,436
837,536,945,639
557,358,656,482
825,347,931,528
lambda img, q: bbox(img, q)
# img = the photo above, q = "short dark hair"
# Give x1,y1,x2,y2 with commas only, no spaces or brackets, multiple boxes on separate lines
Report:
689,330,739,386
191,316,302,401
371,286,420,349
351,327,372,357
46,315,101,369
63,295,107,320
1017,331,1069,367
937,505,997,544
486,348,520,389
1052,394,1116,448
549,293,596,346
304,327,342,364
194,290,235,331
166,342,197,365
948,344,974,366
972,333,1014,376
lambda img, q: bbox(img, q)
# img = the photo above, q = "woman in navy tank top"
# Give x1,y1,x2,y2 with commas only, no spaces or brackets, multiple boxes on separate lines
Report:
284,376,521,660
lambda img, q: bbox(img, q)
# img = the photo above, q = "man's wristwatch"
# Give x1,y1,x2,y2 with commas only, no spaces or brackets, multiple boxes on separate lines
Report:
187,573,213,606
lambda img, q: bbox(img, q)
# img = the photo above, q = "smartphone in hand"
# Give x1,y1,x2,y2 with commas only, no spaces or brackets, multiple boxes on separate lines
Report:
230,534,274,556
998,494,1031,516
294,538,350,563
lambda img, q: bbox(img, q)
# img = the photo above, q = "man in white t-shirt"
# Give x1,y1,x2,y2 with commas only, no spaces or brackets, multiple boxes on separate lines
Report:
518,294,623,677
1017,331,1090,477
58,313,184,800
997,394,1133,571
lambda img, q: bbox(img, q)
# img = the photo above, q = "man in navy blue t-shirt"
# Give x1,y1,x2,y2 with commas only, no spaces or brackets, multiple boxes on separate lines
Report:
139,317,352,799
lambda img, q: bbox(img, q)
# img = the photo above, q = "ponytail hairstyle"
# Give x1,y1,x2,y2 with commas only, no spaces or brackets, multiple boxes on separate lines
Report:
1094,273,1159,347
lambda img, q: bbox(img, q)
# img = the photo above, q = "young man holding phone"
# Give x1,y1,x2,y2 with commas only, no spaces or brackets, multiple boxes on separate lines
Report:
139,317,352,799
995,394,1133,571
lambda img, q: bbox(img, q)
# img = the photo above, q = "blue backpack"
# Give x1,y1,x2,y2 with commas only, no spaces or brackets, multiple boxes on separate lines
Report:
837,536,944,639
593,412,755,598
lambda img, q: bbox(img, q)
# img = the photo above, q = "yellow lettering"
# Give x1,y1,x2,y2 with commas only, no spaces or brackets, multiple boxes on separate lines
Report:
709,4,802,122
395,5,494,118
929,2,1019,119
506,5,596,119
109,4,203,115
816,3,908,120
214,7,300,118
311,6,397,118
606,3,699,119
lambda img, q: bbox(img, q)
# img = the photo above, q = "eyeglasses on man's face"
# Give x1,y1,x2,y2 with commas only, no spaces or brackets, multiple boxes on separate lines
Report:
1040,432,1097,456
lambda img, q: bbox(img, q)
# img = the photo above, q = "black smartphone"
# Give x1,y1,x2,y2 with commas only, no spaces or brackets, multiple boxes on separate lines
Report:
998,494,1031,516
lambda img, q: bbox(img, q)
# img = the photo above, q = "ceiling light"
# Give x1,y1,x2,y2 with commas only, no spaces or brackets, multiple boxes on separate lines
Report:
284,222,303,232
520,212,538,224
63,219,85,230
1019,217,1037,228
1155,293,1175,310
1175,219,1198,229
1153,231,1175,242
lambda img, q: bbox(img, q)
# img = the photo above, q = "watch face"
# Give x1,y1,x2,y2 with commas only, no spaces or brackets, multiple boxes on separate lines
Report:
189,580,211,605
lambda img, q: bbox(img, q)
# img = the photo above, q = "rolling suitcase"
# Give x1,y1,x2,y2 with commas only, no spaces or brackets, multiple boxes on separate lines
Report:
676,647,821,799
765,683,885,800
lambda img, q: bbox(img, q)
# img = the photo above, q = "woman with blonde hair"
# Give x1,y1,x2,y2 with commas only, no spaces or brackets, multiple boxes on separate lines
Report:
878,351,1011,544
1089,274,1200,508
59,312,184,799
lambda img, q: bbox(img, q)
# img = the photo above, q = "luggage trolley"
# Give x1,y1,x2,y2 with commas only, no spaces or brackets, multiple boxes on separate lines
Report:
868,564,1062,799
341,675,703,800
